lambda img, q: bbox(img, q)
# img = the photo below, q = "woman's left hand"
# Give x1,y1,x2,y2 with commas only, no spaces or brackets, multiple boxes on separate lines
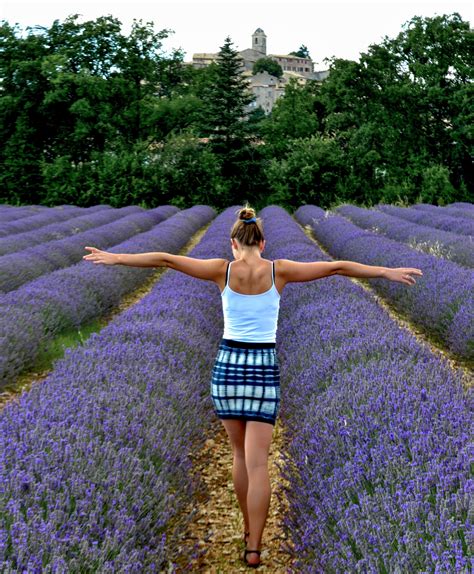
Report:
385,267,423,285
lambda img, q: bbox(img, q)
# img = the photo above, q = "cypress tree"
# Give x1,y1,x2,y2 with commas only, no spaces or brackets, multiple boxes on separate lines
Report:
198,36,260,205
200,36,256,149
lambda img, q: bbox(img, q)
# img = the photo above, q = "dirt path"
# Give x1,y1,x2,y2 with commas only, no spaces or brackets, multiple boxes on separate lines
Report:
183,419,293,573
300,222,473,388
0,223,211,412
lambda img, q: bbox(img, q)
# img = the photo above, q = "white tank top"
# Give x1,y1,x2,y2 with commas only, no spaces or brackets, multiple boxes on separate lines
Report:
221,260,280,343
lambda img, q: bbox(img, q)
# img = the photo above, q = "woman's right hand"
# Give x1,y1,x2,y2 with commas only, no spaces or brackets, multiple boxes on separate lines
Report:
83,246,118,265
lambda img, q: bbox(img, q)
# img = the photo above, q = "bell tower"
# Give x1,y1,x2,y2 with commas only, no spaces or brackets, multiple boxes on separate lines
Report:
252,28,267,56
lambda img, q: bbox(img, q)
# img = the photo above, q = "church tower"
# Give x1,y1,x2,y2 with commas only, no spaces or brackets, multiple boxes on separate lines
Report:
252,28,267,56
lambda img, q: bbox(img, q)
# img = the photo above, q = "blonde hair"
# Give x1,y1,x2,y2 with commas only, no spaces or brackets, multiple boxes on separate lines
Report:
230,204,264,246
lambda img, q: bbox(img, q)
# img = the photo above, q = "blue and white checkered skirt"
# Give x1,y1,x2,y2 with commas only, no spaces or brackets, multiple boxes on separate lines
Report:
210,338,280,425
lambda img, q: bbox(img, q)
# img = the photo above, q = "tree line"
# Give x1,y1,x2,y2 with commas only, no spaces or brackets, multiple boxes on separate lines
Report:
0,12,471,209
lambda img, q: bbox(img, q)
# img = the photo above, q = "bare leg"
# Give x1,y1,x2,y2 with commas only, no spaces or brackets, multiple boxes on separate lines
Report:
221,419,249,533
245,421,274,566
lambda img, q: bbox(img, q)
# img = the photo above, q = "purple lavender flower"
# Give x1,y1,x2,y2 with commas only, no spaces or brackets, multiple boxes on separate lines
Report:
0,206,178,292
295,205,474,361
448,202,474,211
0,206,212,384
261,205,472,572
376,204,474,236
0,206,148,256
336,204,474,268
0,205,50,224
0,206,87,238
412,203,474,222
0,206,237,571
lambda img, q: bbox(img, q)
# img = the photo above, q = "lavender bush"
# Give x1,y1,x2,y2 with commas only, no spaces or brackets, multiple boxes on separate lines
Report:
376,204,474,237
336,204,474,268
0,206,178,293
0,206,87,238
412,204,474,222
0,207,236,572
0,206,147,256
295,205,474,361
0,205,50,224
448,202,474,211
0,206,212,385
261,206,472,572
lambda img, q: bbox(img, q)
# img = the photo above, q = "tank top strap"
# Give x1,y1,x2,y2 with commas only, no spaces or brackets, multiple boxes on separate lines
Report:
225,261,232,286
271,261,275,285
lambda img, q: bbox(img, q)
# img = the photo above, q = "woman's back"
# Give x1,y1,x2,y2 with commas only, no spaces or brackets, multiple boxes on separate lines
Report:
221,259,280,343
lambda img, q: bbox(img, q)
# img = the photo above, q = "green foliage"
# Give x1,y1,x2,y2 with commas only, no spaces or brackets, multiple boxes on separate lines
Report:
289,45,311,59
41,135,223,208
261,78,323,157
266,135,346,209
148,133,223,207
379,180,418,206
0,13,471,208
264,12,472,207
197,36,264,207
0,15,189,203
252,58,283,78
198,37,256,147
418,164,457,205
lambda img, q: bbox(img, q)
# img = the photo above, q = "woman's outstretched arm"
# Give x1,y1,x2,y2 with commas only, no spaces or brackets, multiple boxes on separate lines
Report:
277,259,423,287
83,246,227,282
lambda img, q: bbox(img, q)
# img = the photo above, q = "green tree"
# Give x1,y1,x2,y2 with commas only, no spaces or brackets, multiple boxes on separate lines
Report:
417,164,457,205
289,45,311,59
388,12,473,192
261,78,323,157
252,57,283,78
198,36,260,206
266,134,346,209
312,12,473,204
0,15,189,204
0,22,49,202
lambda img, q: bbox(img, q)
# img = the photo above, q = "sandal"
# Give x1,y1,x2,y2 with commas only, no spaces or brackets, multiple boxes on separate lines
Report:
243,548,261,568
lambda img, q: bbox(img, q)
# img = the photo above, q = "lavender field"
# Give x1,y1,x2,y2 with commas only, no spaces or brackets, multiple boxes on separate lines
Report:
296,205,474,362
0,202,472,572
263,206,471,572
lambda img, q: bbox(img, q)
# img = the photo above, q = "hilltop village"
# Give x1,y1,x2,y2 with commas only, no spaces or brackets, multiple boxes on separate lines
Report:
189,28,329,113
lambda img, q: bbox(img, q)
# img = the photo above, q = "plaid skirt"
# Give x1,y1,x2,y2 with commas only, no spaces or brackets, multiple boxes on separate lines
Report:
210,338,280,425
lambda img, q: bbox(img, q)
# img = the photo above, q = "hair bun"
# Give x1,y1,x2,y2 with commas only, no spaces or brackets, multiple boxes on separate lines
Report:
231,203,264,245
238,207,257,221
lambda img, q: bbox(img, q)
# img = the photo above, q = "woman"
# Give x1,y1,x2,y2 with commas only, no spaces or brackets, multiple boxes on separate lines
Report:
83,206,423,568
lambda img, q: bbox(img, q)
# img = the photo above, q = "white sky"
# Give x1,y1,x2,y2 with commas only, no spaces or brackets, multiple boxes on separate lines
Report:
1,0,472,68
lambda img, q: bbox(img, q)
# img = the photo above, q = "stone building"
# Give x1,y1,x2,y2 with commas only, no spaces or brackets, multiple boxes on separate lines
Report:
246,71,286,115
191,28,329,113
271,54,313,75
192,53,219,69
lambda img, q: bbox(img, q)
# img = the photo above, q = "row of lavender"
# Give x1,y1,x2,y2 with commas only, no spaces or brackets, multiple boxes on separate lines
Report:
261,206,471,572
447,202,474,211
0,205,51,223
0,206,146,256
376,204,474,237
411,203,474,222
0,206,213,385
0,206,180,292
0,206,107,237
0,207,235,572
335,204,474,268
295,206,474,361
